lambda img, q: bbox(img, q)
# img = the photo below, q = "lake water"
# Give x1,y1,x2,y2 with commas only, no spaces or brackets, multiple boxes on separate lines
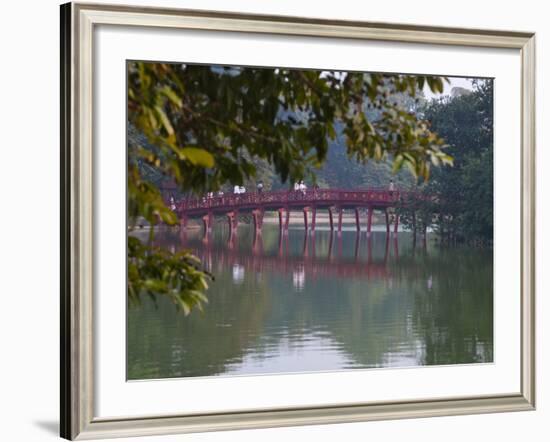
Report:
127,222,493,380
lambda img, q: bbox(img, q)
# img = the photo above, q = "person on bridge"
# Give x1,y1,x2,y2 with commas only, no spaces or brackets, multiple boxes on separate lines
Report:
299,180,307,195
257,180,264,193
389,179,396,197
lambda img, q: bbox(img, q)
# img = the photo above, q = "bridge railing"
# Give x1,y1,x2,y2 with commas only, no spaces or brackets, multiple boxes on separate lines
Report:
175,188,416,213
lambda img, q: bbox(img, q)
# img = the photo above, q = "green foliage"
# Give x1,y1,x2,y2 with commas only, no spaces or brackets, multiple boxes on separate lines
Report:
178,147,215,168
400,80,493,244
127,62,452,311
127,165,178,229
128,237,212,314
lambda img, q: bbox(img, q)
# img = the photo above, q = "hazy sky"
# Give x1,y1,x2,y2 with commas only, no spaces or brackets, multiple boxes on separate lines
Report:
423,76,477,99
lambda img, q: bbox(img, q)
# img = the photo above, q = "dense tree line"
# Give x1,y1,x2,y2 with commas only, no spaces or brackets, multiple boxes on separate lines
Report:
399,80,493,245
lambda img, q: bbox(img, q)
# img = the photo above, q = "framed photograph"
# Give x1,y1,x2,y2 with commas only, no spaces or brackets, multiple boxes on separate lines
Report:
60,2,535,440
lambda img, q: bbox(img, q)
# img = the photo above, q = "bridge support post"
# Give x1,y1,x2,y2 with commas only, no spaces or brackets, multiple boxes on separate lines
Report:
252,209,264,235
393,212,399,235
337,207,343,235
367,206,373,236
328,207,334,231
253,208,264,233
311,206,317,232
303,207,309,231
226,210,238,232
202,212,213,236
385,209,390,234
354,208,361,232
277,208,285,231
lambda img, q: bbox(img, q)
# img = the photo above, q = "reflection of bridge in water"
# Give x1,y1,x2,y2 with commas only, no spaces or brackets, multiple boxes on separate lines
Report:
174,188,420,236
177,231,405,286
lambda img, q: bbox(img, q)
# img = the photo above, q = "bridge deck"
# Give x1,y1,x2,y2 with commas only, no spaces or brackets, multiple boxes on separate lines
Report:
176,188,409,217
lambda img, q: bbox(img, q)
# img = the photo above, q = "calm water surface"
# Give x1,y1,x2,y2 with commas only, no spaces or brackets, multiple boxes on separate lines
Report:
128,222,493,380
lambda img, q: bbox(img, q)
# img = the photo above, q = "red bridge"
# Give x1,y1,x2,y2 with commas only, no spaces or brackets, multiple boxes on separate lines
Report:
174,188,414,235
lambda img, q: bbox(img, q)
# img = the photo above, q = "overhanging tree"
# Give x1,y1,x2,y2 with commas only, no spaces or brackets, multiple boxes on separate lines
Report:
127,62,452,312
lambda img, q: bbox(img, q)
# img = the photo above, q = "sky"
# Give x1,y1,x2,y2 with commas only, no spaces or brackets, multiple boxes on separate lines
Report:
423,76,476,99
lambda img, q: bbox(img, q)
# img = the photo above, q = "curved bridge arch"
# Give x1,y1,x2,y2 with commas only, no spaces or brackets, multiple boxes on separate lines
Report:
174,188,418,235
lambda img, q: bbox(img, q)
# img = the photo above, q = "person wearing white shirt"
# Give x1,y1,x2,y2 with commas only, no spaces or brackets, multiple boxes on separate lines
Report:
389,179,396,197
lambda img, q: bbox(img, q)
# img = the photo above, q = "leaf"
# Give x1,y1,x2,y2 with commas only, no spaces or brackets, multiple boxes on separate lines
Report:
159,209,178,225
417,77,425,91
154,105,174,135
393,154,405,173
180,147,215,168
374,143,382,160
441,154,454,166
161,86,183,108
176,298,191,315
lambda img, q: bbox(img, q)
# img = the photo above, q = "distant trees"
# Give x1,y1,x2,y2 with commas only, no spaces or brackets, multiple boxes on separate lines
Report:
399,80,493,244
127,62,452,311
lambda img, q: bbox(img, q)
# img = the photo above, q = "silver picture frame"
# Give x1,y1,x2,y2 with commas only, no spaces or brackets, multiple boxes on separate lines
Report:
60,2,536,439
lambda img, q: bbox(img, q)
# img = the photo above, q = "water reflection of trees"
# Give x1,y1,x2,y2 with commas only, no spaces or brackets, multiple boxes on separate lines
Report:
129,226,492,379
406,249,494,365
127,271,272,379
